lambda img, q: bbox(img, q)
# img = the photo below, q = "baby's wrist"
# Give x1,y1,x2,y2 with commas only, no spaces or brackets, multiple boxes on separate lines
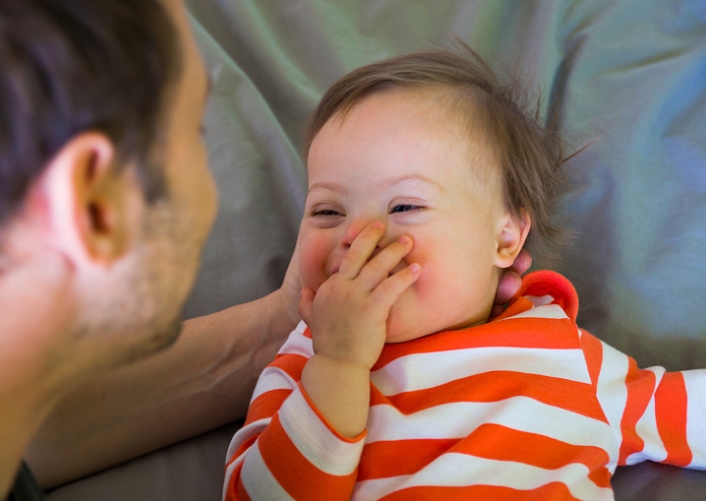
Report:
309,352,374,373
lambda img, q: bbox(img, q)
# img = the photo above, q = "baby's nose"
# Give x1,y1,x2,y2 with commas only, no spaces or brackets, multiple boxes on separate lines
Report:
340,218,384,248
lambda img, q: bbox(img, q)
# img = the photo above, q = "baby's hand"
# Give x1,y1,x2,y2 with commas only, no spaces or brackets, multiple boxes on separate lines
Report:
299,222,421,370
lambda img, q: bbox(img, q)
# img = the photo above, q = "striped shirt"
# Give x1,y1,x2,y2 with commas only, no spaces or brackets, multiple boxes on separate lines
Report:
223,270,706,500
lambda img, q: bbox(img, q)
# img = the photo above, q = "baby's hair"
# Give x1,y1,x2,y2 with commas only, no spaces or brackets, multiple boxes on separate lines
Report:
305,41,573,263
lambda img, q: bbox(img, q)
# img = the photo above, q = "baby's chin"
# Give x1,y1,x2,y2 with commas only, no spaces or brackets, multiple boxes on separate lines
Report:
384,316,431,344
385,311,491,344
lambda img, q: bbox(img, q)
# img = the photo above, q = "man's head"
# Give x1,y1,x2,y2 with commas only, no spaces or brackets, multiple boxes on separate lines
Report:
0,0,216,376
299,44,568,340
0,0,181,227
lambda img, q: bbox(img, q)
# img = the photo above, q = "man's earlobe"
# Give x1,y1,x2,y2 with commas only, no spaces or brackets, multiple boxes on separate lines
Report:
36,132,143,266
494,209,531,269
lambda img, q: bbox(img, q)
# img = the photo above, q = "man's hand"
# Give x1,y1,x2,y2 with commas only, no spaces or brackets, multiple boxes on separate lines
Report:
299,221,421,370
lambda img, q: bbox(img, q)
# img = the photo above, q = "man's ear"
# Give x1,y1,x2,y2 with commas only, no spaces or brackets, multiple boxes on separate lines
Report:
33,132,144,267
494,209,531,269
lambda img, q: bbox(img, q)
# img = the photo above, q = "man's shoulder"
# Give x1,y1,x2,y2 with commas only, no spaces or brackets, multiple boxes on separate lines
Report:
7,462,46,501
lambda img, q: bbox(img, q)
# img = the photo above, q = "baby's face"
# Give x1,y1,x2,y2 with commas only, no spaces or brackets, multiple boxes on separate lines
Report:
300,87,518,343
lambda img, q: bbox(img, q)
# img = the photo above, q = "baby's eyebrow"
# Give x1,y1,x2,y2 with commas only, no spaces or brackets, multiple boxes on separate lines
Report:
383,174,444,191
308,174,443,195
307,182,349,195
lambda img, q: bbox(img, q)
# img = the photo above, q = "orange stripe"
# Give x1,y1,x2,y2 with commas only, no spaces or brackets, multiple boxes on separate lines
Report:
226,434,258,469
245,388,292,424
494,296,535,321
655,372,692,466
375,318,579,369
268,352,308,380
618,359,655,463
223,460,250,501
378,482,581,501
359,425,611,488
457,424,612,488
242,352,307,425
579,330,603,390
370,383,388,407
518,270,579,321
358,439,458,480
383,371,605,421
258,412,357,500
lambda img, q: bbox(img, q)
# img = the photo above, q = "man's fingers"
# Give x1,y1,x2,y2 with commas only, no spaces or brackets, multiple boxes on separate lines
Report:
298,287,316,326
494,249,532,307
510,249,532,276
495,270,522,306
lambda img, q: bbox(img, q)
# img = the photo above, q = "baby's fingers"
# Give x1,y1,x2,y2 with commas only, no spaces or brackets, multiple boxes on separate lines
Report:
370,263,422,309
337,222,385,279
356,235,414,291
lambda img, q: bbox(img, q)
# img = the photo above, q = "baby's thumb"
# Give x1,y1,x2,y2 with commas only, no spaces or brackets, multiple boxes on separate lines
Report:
298,288,315,325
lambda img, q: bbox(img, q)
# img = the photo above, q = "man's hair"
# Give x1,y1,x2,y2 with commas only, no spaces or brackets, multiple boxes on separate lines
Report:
305,42,572,261
0,0,182,228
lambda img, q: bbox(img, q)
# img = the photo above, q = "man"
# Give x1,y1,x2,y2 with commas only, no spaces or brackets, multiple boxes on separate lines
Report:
0,0,219,496
0,0,529,498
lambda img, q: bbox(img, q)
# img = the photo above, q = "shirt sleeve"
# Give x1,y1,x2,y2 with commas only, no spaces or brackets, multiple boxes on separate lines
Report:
223,322,366,501
580,328,706,469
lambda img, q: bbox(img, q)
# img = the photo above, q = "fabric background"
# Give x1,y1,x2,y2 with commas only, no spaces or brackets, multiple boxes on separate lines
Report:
48,1,706,500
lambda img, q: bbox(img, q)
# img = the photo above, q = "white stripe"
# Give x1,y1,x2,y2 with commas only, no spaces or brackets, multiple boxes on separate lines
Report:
506,302,570,320
276,321,313,358
684,369,706,468
366,396,615,452
225,417,270,463
626,367,667,465
249,365,298,402
594,339,630,465
249,322,312,403
372,346,591,396
279,386,364,476
352,454,614,501
223,448,246,501
238,440,295,501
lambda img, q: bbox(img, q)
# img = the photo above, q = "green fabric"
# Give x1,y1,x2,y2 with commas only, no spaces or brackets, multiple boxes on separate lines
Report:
183,0,706,370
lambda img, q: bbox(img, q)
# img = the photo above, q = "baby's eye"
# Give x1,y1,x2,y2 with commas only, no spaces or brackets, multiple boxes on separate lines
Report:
390,204,422,213
313,208,343,217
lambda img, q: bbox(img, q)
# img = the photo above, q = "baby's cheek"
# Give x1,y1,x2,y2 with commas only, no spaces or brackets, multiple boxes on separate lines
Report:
299,239,332,291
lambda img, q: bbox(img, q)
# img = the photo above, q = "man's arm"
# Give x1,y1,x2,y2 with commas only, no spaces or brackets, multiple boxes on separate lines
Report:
24,286,299,489
23,247,528,489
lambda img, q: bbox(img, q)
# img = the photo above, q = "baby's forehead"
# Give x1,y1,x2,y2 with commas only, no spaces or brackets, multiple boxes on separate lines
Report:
369,85,503,171
314,85,504,186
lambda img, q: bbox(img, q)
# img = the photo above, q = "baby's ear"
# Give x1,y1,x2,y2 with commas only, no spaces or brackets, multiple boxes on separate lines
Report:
494,209,530,269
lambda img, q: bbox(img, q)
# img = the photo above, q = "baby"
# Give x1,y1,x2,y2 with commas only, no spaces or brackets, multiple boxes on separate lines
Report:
223,44,706,501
